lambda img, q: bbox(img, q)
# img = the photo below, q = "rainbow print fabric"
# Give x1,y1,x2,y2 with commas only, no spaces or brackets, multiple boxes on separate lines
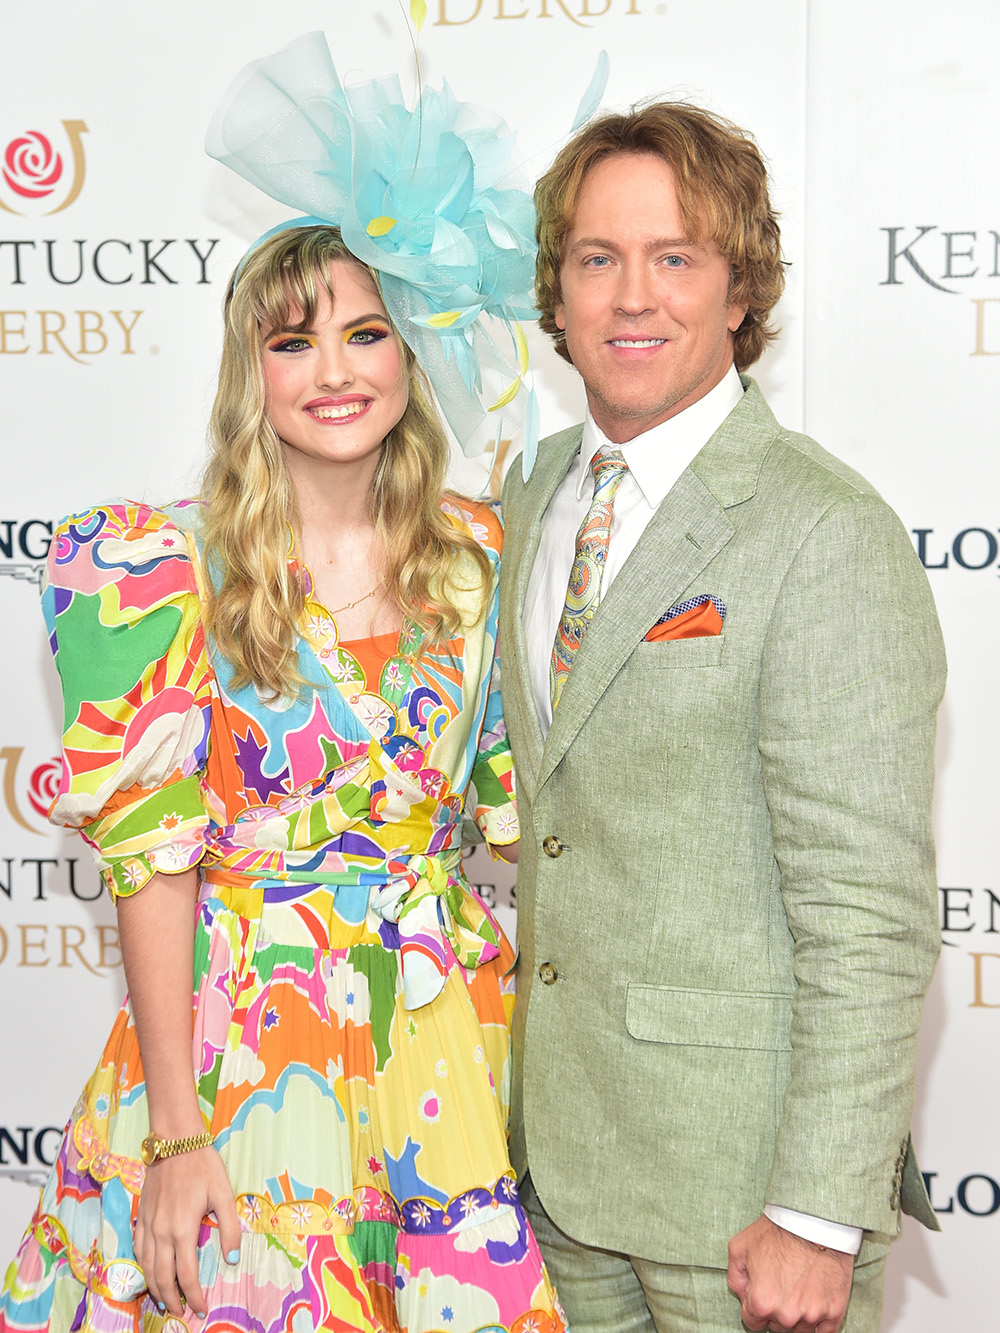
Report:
0,498,564,1333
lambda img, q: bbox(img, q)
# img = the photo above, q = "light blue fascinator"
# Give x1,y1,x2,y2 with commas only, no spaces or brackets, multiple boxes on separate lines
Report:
206,31,542,475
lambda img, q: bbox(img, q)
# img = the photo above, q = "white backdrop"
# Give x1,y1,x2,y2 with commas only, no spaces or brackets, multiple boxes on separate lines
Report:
0,1,994,1326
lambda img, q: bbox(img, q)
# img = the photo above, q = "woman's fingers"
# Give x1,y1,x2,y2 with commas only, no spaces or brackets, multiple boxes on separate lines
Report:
134,1219,160,1308
214,1183,243,1268
173,1237,208,1320
136,1152,211,1317
151,1239,184,1316
136,1149,241,1317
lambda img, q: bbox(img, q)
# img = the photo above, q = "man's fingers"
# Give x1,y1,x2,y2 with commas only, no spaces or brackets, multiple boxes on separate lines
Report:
726,1233,750,1298
741,1286,783,1331
740,1293,848,1333
816,1317,846,1333
738,1310,770,1333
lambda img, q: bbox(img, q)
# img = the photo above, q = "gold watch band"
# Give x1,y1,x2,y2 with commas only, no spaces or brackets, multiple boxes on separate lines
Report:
141,1131,214,1166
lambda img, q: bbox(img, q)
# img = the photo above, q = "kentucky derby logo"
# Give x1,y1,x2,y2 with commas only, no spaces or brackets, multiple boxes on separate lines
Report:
0,747,59,834
0,120,88,215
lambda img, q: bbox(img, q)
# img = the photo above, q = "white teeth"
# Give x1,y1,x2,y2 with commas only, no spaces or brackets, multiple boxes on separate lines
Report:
310,402,366,419
610,339,665,348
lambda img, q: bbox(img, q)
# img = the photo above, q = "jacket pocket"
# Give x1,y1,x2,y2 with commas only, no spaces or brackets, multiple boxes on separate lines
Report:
625,983,793,1051
633,634,725,668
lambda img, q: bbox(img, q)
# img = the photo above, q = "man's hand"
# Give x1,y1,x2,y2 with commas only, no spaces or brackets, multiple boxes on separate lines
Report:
727,1215,854,1333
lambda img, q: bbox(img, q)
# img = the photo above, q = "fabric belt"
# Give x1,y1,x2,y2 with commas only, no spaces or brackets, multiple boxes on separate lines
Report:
200,848,500,1011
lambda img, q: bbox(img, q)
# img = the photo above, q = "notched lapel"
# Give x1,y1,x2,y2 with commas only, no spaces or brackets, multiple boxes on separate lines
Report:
500,427,582,800
527,378,782,792
538,468,735,791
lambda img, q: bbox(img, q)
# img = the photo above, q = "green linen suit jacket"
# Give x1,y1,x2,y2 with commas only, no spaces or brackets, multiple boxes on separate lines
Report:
498,377,945,1269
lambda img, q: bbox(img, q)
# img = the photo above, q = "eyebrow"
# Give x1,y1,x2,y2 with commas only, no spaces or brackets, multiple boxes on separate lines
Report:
341,313,391,329
567,235,704,255
266,312,390,337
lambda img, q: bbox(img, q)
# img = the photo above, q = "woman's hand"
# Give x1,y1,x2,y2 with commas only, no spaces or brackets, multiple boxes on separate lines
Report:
135,1146,242,1318
494,840,519,863
117,870,240,1317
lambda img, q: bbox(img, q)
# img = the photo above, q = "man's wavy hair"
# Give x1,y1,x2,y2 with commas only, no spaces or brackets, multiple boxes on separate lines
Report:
534,102,785,370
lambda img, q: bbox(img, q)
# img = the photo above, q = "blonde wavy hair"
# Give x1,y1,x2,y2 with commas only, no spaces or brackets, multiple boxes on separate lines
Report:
201,225,491,698
535,102,785,370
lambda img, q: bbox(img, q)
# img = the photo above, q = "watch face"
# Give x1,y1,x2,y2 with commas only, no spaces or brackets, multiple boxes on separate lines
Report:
140,1135,160,1166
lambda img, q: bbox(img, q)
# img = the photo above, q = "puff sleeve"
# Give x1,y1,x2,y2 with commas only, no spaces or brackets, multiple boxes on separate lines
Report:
43,503,213,899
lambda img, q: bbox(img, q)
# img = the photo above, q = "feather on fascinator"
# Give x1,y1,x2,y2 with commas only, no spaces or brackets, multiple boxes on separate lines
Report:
206,31,541,474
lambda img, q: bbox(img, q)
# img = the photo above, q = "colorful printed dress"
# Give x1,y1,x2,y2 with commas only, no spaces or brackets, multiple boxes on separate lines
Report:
0,496,566,1333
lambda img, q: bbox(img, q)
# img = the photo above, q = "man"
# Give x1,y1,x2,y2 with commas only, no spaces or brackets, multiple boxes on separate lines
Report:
499,103,945,1333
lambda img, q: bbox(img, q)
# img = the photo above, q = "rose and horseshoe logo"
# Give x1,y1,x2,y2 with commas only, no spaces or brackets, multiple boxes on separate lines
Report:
0,747,61,833
1,119,88,214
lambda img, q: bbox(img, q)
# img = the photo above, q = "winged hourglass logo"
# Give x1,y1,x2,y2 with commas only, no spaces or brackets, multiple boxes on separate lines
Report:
0,120,88,215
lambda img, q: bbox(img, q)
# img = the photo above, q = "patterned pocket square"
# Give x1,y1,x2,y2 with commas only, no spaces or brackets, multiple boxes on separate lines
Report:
645,594,726,642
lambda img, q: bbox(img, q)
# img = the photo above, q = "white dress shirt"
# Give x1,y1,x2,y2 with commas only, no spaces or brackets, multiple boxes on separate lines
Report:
525,365,744,734
521,362,862,1256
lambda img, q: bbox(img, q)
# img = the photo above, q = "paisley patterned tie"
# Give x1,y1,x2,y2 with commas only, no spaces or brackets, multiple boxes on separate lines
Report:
550,450,628,710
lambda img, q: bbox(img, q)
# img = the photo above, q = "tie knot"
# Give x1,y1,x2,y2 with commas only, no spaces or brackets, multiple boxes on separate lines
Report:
590,449,627,488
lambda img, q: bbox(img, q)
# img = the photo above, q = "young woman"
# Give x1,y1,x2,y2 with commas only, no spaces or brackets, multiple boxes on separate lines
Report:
0,225,564,1333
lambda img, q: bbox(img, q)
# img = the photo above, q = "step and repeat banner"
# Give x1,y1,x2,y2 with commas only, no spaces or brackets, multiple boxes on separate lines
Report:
0,0,993,1325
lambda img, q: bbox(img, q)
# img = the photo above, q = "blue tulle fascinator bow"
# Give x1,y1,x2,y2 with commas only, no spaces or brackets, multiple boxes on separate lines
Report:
206,31,542,473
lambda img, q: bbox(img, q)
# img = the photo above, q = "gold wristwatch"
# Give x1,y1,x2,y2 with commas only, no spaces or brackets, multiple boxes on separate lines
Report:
140,1131,214,1166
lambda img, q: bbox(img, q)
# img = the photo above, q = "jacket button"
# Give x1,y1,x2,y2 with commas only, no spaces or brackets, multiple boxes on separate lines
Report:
542,835,564,858
538,961,558,984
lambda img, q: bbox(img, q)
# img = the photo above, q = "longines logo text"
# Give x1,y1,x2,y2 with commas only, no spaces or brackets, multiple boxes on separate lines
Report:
881,227,1000,355
0,519,52,589
0,1126,62,1187
434,0,641,23
938,887,1000,1009
923,1172,1000,1217
1,121,87,216
911,527,1000,575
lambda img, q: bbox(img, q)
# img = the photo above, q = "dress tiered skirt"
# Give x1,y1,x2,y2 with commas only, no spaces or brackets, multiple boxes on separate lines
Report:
0,868,566,1333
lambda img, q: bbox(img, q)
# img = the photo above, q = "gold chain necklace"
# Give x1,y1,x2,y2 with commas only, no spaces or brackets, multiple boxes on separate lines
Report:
328,584,381,616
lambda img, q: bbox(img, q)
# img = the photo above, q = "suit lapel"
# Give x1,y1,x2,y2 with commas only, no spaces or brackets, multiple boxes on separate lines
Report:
537,378,781,792
501,426,582,801
537,469,734,789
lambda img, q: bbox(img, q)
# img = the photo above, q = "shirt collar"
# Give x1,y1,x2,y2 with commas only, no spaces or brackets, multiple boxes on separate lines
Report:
574,363,745,505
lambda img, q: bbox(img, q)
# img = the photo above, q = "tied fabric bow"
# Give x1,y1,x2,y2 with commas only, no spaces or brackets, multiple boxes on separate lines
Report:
369,854,501,1010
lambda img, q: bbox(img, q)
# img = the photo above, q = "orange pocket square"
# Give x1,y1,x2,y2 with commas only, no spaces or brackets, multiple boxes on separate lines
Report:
645,596,725,642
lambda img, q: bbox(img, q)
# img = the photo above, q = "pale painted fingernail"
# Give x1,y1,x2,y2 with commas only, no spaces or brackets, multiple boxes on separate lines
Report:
156,1302,165,1312
226,1248,240,1264
196,1314,207,1321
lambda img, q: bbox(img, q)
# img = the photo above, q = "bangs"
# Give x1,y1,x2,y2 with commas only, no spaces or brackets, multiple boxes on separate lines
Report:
253,235,343,335
231,226,365,336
